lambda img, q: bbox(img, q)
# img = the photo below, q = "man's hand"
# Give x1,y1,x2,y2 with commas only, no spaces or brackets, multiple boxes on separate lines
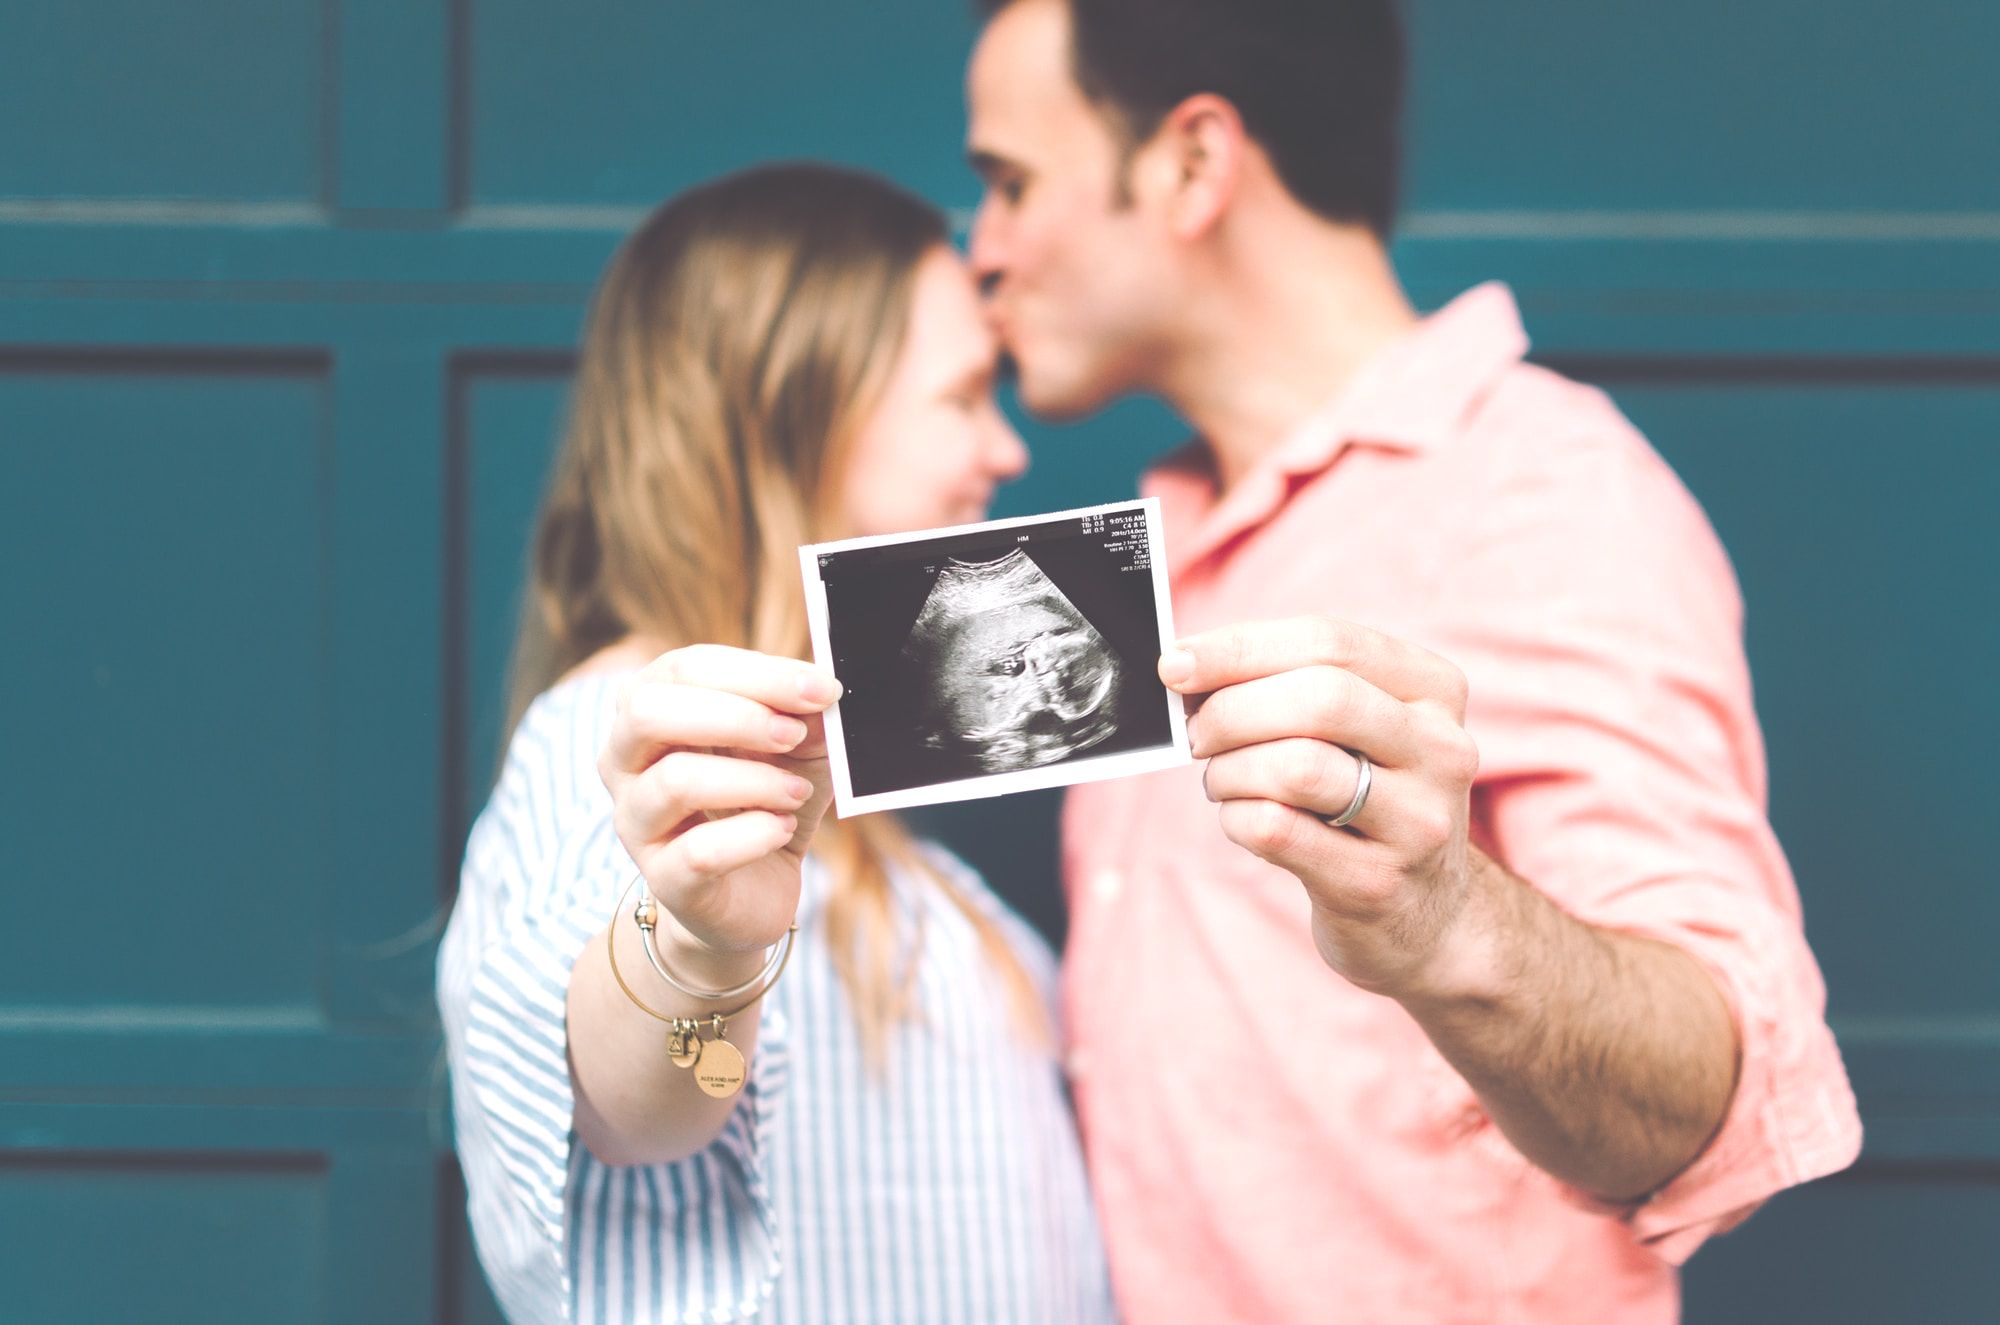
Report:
1162,616,1482,998
1164,616,1742,1200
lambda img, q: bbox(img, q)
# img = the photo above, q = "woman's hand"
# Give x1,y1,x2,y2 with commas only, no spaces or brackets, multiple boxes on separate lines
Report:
598,645,843,976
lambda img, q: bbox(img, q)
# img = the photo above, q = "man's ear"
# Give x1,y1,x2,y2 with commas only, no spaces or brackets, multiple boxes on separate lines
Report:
1146,93,1245,241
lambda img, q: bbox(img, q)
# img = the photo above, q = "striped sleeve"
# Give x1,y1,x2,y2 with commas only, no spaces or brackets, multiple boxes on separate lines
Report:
440,678,790,1323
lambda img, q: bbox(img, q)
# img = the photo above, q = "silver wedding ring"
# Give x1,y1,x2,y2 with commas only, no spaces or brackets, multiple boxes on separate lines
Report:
1324,750,1372,828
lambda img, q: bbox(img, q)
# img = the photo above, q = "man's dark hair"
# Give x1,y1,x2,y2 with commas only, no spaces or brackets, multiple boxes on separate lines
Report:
978,0,1405,236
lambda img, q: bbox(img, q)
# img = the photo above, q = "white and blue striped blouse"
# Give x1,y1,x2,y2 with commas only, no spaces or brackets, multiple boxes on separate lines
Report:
437,672,1115,1325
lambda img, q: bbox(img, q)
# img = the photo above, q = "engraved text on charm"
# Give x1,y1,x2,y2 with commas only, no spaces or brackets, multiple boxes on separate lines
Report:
693,1037,747,1098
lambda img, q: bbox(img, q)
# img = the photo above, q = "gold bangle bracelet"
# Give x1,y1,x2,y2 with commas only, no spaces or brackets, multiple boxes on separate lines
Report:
633,878,792,1001
604,875,797,1025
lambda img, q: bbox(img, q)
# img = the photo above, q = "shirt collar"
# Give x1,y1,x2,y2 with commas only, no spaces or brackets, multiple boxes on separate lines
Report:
1271,280,1531,474
1145,282,1532,575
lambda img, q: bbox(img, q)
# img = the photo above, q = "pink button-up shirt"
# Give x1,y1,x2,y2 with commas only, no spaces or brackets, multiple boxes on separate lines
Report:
1061,283,1862,1324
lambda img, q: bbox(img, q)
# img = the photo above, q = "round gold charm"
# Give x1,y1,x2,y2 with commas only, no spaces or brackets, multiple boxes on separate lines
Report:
667,1027,701,1070
693,1037,747,1098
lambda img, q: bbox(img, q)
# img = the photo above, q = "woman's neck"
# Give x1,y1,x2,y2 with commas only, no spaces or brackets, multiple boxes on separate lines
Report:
561,634,668,686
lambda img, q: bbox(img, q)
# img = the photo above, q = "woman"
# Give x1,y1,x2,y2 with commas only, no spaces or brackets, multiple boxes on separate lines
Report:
437,162,1114,1325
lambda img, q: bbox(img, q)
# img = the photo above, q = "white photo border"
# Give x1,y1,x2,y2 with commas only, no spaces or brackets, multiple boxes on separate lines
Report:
799,496,1192,818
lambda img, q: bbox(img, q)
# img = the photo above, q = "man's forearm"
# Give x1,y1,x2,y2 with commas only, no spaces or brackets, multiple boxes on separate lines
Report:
1383,849,1741,1202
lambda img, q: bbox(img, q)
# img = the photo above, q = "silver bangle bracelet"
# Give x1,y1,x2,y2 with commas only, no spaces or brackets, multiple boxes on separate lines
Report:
631,878,794,1002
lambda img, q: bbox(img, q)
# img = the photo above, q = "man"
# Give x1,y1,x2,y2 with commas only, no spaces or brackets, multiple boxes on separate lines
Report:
963,1,1861,1321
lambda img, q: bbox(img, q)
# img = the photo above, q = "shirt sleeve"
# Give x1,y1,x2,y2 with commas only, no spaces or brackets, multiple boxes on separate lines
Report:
437,689,788,1323
1435,400,1863,1265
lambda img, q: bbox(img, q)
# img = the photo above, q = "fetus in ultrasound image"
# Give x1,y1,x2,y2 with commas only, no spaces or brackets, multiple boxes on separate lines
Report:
899,549,1122,775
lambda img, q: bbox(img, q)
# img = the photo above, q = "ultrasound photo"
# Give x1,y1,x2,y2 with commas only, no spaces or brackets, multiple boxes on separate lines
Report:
801,499,1191,817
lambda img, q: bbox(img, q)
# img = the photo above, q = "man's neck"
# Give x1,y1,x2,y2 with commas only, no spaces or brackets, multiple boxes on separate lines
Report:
1157,224,1418,497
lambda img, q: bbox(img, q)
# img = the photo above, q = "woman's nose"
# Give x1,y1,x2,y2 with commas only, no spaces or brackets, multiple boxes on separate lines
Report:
984,412,1029,480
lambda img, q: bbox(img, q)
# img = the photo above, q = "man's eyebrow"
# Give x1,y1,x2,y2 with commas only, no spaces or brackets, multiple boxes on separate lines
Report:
966,148,1020,182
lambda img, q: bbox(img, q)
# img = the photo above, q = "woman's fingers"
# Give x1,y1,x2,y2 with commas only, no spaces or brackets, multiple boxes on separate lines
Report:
638,810,801,893
604,683,811,779
596,646,844,947
603,646,843,780
638,644,841,714
616,751,814,842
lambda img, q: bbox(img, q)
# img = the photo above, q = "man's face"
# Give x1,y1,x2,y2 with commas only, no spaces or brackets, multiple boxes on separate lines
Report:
965,0,1175,420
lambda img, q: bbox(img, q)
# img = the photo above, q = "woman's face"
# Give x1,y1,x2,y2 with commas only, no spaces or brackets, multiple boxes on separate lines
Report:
834,246,1029,538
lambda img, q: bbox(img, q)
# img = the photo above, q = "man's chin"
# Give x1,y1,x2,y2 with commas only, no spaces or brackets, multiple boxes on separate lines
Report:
1015,365,1117,424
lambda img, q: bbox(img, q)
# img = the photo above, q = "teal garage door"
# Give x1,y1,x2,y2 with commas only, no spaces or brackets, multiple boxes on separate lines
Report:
2,2,1993,1321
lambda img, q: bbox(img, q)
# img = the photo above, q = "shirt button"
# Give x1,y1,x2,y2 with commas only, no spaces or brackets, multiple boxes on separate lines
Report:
1065,1048,1091,1078
1090,869,1123,903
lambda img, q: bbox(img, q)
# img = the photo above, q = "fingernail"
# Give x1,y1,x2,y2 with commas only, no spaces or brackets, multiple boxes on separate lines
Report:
798,669,841,704
777,813,799,836
771,716,808,747
786,776,813,802
1159,648,1195,687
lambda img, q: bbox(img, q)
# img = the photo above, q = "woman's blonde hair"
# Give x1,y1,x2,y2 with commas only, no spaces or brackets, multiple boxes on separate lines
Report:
507,163,1041,1062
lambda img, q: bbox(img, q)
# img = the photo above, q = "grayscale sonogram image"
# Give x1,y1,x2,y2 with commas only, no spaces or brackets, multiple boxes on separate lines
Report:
901,548,1123,774
804,500,1189,813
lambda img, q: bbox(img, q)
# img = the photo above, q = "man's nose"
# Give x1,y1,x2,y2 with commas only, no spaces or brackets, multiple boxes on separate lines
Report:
967,199,1005,293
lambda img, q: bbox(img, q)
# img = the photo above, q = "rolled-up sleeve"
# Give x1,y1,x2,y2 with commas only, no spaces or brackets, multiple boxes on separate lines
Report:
1441,411,1863,1263
440,792,788,1322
